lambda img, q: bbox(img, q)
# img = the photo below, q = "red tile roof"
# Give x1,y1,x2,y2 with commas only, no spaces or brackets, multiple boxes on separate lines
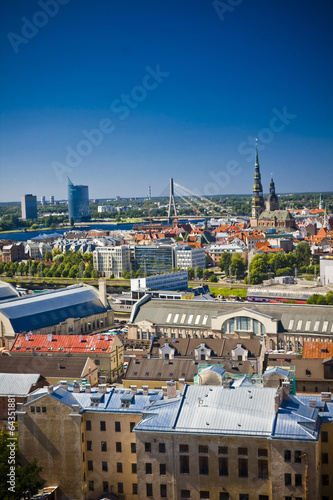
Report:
303,341,333,359
11,334,116,354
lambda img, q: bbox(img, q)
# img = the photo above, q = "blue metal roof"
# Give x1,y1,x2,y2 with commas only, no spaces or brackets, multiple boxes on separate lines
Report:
0,284,109,332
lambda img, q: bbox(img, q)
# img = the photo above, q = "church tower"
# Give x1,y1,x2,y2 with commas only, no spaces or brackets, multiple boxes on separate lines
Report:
251,143,265,218
266,175,279,211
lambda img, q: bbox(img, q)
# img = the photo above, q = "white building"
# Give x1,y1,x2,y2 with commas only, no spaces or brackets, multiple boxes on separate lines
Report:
97,205,117,213
174,245,206,270
93,246,130,278
320,256,333,286
25,242,52,260
130,271,188,293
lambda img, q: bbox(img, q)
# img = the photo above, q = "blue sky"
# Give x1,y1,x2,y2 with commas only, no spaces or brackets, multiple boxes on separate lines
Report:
0,0,332,202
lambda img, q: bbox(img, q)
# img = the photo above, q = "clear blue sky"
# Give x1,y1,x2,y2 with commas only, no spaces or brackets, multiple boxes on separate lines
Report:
0,0,332,202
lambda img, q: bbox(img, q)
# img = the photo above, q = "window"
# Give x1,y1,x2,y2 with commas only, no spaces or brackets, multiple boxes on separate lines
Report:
118,483,123,494
145,442,151,452
322,452,328,464
295,474,302,486
322,474,329,486
199,445,208,453
30,406,35,413
132,463,137,473
220,494,229,500
258,448,268,457
101,441,107,452
103,482,108,493
82,452,85,462
88,481,94,491
181,491,191,499
238,447,248,456
159,443,166,453
146,483,153,497
238,458,248,478
200,492,210,499
239,495,249,500
86,420,91,431
258,459,268,479
285,473,292,485
102,461,108,472
117,462,123,473
219,446,228,454
294,450,302,463
322,431,328,442
115,421,121,432
160,484,167,498
87,440,92,451
132,483,138,495
219,457,228,476
100,421,106,431
88,461,93,471
199,456,209,475
259,497,269,500
42,407,46,413
131,443,136,453
180,444,189,453
130,421,135,432
146,463,152,474
284,449,291,462
180,455,190,474
160,463,166,475
116,442,121,452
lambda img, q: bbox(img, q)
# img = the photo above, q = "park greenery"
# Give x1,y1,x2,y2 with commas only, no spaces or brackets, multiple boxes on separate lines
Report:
0,429,45,500
306,291,333,305
0,250,98,279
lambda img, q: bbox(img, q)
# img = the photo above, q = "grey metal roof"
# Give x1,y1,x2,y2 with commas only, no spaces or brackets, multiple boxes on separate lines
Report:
0,373,42,396
0,355,93,378
130,297,333,334
0,280,20,301
0,284,109,332
124,357,199,383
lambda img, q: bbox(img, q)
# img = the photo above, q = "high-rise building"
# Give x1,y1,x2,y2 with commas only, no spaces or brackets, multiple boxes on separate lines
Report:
41,195,46,206
50,195,54,205
67,177,90,222
21,194,37,220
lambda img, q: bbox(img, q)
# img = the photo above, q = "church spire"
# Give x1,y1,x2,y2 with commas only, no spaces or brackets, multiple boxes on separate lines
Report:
252,141,265,219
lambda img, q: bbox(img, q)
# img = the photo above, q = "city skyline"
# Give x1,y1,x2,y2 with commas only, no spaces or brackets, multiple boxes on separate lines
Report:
0,0,333,202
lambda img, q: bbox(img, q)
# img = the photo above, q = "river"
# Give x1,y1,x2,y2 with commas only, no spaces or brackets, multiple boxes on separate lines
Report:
0,220,205,242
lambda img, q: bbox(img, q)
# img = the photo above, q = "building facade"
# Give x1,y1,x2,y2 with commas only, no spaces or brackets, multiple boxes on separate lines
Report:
21,194,37,220
68,177,90,222
93,246,131,278
175,245,206,270
134,245,175,275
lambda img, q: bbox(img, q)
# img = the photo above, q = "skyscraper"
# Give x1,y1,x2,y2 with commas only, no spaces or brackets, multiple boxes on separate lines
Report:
21,194,37,220
67,178,90,223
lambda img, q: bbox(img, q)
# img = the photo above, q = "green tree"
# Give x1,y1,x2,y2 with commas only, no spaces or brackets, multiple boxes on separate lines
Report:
0,429,45,500
326,291,333,305
218,252,232,275
203,269,211,280
294,241,311,268
187,267,194,280
208,274,218,282
230,253,246,278
195,266,203,279
44,250,53,261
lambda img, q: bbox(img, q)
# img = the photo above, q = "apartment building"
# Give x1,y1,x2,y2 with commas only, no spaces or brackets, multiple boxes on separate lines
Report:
93,245,130,278
175,245,206,270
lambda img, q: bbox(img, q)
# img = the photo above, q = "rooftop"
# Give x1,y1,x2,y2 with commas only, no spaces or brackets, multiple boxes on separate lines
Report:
11,333,117,354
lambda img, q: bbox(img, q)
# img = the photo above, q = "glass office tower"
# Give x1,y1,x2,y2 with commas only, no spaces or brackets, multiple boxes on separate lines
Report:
68,178,90,222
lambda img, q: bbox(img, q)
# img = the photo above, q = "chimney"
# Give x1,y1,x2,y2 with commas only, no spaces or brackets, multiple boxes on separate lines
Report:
309,400,317,408
179,378,185,395
131,385,137,395
105,334,109,341
99,279,108,308
79,335,82,342
223,380,232,389
98,384,107,393
142,385,149,396
321,392,331,402
47,333,52,342
25,333,29,341
162,386,167,398
282,381,290,401
167,380,177,399
85,384,91,393
274,393,280,412
60,380,68,391
71,404,80,413
73,381,80,393
47,385,54,394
